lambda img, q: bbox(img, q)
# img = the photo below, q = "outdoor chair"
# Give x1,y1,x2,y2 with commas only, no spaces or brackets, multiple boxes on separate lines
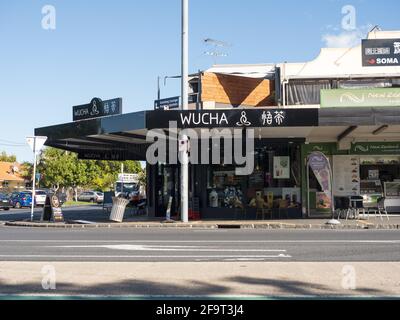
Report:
350,196,365,220
367,197,389,221
334,197,344,220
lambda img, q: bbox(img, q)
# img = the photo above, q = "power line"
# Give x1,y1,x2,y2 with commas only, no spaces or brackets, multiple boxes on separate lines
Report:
0,139,26,146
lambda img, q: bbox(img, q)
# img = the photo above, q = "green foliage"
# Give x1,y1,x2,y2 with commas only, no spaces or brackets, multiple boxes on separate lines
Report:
19,162,33,181
0,151,17,162
37,148,143,191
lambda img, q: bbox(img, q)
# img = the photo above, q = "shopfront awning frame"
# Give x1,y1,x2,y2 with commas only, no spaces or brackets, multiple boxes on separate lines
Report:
35,107,400,161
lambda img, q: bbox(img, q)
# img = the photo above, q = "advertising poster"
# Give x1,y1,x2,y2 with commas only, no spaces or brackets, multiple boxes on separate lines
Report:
316,192,332,209
273,156,290,179
308,152,332,193
333,155,360,196
308,152,333,211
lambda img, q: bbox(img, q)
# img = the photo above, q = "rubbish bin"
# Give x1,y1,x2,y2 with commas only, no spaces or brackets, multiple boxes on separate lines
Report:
109,197,130,222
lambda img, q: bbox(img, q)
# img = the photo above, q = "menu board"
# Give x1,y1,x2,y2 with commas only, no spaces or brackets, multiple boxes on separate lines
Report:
333,155,360,196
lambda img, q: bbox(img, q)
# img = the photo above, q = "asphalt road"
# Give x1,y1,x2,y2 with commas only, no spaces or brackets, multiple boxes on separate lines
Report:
0,205,104,222
0,225,399,262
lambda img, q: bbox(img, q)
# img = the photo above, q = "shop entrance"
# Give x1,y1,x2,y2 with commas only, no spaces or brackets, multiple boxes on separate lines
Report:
359,155,400,213
155,164,180,218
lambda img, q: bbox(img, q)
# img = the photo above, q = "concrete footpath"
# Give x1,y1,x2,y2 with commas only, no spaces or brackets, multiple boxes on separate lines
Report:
3,216,400,230
0,261,399,297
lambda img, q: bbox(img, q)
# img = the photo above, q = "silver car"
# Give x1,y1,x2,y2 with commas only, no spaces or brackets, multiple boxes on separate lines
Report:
78,191,104,203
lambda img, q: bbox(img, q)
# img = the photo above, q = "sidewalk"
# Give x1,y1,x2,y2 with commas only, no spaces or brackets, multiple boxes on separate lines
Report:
4,211,400,230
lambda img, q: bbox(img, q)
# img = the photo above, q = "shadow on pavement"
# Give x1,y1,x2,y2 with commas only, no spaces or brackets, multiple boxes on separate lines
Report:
0,275,387,297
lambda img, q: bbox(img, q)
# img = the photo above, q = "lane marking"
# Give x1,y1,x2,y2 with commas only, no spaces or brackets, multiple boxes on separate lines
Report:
47,244,288,252
0,254,292,259
1,240,400,243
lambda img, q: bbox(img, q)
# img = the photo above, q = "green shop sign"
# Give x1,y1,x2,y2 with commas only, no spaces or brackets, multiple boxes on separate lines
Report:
320,88,400,108
351,142,400,154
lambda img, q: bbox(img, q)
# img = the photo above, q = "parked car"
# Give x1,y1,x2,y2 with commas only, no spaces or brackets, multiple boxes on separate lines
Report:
78,191,104,203
0,193,11,210
34,190,47,206
9,192,32,209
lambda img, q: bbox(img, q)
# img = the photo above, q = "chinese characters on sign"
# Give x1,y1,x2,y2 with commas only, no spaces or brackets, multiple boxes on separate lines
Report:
362,38,400,66
146,109,318,129
73,97,122,121
262,111,285,126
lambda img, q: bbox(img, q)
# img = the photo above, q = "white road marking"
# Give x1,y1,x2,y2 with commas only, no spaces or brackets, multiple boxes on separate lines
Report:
0,254,292,259
48,244,288,252
0,240,400,243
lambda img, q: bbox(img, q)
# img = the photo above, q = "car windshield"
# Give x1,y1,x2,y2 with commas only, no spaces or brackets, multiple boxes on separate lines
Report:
36,191,46,195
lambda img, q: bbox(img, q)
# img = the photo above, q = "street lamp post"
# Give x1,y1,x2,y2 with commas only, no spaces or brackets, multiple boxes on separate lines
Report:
26,136,47,222
180,0,189,223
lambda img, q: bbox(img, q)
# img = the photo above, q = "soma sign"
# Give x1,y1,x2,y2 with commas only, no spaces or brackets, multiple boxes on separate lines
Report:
362,38,400,67
73,97,122,121
146,109,318,129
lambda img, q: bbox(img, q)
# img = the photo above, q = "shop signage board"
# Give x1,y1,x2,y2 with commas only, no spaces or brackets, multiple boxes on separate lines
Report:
41,194,64,222
333,155,360,196
320,88,400,108
73,97,122,121
78,151,126,160
146,109,318,129
362,38,400,67
350,142,400,155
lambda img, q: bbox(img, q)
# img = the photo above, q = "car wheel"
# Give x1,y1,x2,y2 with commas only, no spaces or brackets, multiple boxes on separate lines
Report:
4,208,10,211
90,198,95,203
15,202,21,209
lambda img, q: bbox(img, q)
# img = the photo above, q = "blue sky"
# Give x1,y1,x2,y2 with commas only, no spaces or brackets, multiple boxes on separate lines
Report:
0,0,399,161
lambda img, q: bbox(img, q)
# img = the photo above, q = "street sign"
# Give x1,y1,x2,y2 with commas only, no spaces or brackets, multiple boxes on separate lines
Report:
154,96,180,110
73,97,122,121
117,173,139,183
26,136,47,153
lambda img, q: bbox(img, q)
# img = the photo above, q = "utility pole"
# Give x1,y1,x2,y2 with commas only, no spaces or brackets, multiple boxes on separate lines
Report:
180,0,189,223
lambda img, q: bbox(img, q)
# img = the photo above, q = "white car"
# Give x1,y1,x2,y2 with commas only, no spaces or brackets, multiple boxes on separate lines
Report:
34,190,47,206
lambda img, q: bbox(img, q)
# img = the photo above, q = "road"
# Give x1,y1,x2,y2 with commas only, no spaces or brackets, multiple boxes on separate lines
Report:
0,205,104,222
0,226,400,262
1,216,400,297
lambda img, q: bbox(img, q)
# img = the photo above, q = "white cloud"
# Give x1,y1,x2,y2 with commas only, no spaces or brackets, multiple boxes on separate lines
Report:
322,25,373,48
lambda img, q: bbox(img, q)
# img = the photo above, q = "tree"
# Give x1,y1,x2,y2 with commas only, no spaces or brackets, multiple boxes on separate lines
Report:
19,161,33,181
0,151,17,162
37,147,144,200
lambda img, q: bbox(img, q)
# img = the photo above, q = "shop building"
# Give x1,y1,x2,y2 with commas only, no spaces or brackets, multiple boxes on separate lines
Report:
36,29,400,220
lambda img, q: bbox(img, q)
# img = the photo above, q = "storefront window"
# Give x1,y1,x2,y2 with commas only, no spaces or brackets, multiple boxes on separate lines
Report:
206,142,302,217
